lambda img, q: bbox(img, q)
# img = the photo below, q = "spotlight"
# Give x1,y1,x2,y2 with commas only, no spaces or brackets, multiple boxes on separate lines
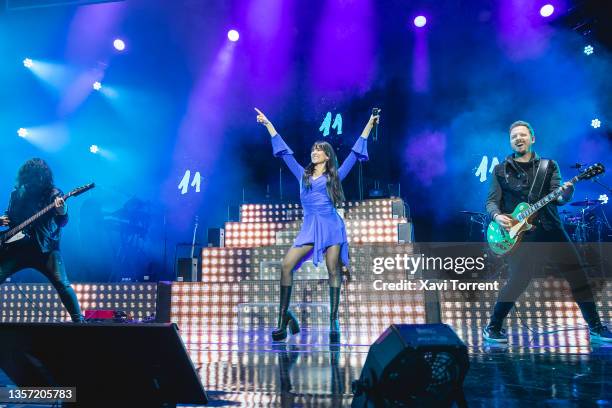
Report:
414,16,427,28
113,38,126,51
90,145,99,154
540,4,554,17
591,118,601,129
227,29,240,42
93,81,102,91
23,58,33,68
17,128,28,138
584,45,594,55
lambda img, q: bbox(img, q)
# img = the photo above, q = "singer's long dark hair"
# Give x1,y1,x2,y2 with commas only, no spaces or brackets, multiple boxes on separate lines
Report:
15,158,55,198
302,141,345,207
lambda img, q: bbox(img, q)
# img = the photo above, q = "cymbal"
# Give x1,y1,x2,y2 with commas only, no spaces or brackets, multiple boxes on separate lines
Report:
460,210,486,215
570,199,601,207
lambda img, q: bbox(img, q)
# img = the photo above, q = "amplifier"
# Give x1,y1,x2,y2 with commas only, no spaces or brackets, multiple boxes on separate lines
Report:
207,228,225,247
176,257,200,282
398,222,414,243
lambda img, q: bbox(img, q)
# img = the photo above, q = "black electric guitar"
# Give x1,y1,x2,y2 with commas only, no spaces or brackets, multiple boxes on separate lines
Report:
0,183,95,249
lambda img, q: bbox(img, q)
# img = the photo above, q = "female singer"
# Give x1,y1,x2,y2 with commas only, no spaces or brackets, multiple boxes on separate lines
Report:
255,107,379,342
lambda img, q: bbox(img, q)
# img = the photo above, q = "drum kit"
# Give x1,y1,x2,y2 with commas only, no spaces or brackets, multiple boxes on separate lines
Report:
561,195,610,242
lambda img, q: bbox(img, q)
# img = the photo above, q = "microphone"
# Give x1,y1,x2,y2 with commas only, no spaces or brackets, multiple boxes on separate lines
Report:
372,108,381,141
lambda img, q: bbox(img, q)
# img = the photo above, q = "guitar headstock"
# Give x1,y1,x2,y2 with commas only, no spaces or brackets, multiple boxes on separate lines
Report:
578,163,605,181
67,183,96,198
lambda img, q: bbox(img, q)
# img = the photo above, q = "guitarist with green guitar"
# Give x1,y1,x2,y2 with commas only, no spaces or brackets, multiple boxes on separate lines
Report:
483,121,611,343
0,158,92,323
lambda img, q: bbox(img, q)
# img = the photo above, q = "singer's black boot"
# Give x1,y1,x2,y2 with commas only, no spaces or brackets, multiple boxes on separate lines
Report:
578,302,612,343
272,285,300,342
329,287,341,343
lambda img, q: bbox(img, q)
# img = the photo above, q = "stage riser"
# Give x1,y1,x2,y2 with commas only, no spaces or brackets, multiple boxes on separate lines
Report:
170,281,426,304
201,243,418,282
2,280,609,334
170,281,427,327
0,283,158,323
239,198,405,223
273,222,402,246
224,219,408,247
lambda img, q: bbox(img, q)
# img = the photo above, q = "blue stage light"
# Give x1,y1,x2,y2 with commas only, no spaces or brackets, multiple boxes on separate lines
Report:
17,128,28,138
23,58,33,68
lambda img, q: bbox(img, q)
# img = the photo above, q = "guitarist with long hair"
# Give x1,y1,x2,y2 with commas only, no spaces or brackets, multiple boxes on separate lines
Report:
0,158,84,322
483,121,611,343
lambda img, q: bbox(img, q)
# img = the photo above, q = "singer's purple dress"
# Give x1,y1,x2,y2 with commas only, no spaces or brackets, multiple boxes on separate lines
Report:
271,134,368,267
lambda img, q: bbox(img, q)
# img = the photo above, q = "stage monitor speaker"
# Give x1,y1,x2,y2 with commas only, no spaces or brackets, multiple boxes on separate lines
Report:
397,222,413,243
391,199,405,218
352,324,469,408
228,205,241,222
176,257,200,282
0,323,207,407
155,281,172,323
207,227,225,247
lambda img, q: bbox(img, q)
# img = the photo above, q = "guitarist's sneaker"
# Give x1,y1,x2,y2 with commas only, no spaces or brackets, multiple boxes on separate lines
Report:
483,325,508,343
589,324,612,343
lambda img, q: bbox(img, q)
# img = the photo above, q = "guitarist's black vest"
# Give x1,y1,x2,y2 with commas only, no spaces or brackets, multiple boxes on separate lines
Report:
494,154,564,231
5,186,67,253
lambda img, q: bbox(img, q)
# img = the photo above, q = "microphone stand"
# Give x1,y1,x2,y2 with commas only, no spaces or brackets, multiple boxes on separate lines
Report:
358,162,363,201
279,167,283,202
593,179,612,194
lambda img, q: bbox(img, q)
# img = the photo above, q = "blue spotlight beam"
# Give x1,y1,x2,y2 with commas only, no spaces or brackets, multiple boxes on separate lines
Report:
6,0,124,10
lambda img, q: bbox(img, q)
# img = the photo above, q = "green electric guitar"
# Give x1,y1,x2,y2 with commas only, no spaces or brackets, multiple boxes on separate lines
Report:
487,163,605,256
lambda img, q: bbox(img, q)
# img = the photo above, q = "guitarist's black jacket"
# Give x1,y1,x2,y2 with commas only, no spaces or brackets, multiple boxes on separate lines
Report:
4,186,68,253
486,152,573,231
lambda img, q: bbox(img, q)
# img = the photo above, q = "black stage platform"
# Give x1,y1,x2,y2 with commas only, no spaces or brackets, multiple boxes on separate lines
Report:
1,326,609,407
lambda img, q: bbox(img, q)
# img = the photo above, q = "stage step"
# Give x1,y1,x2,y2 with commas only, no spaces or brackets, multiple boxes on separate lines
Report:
169,280,427,329
201,243,419,282
239,198,406,223
224,218,409,247
259,260,328,280
3,279,609,342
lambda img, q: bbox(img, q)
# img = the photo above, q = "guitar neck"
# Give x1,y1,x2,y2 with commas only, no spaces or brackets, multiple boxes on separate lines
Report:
517,174,581,221
3,194,69,240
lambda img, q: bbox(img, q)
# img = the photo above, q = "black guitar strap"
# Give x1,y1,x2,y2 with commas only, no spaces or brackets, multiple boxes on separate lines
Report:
528,158,550,203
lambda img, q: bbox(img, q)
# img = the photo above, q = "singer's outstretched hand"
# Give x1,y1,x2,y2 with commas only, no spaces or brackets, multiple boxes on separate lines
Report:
361,110,381,138
255,107,278,137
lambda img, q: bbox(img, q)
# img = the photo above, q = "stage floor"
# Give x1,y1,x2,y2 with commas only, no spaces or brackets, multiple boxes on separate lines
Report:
1,326,610,407
179,326,611,407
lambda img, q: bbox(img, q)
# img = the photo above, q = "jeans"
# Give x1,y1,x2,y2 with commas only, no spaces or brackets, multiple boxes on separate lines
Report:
489,227,600,329
0,240,83,322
